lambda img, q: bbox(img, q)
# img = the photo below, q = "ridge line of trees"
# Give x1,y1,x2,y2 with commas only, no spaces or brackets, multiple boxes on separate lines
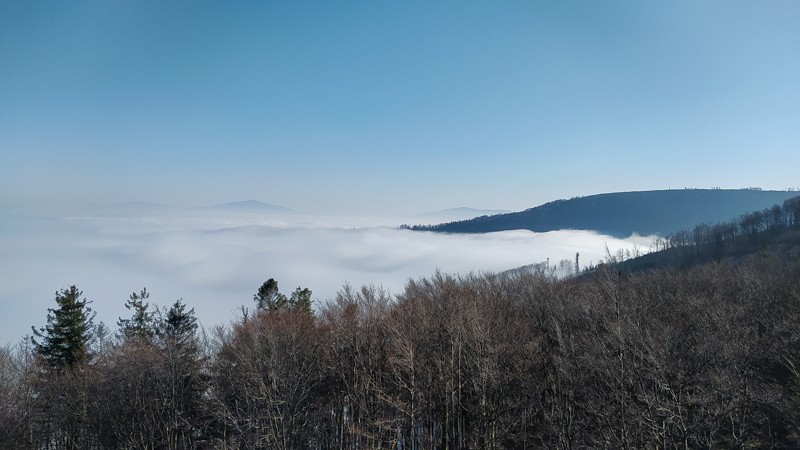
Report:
659,195,800,251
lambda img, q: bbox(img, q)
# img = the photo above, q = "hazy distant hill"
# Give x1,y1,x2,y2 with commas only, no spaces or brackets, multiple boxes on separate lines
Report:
212,200,294,213
412,189,799,237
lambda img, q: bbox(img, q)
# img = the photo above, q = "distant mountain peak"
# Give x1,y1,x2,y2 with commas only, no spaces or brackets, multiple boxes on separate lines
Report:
212,200,294,213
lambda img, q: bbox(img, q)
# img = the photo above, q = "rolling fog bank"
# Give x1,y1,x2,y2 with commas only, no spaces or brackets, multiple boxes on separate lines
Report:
0,206,651,344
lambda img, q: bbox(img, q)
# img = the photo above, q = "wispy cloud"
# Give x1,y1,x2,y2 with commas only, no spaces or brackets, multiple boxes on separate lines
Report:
0,208,652,345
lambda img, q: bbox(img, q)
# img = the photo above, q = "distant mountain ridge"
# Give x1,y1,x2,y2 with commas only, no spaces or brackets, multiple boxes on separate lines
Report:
411,189,800,237
212,200,294,213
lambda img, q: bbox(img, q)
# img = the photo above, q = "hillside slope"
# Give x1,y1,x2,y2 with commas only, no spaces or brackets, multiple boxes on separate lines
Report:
412,189,799,237
613,194,800,273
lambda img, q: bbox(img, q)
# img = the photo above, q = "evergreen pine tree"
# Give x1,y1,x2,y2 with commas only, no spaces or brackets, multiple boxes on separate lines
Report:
254,278,314,314
31,285,95,370
289,286,313,315
158,299,202,446
161,298,198,353
117,288,154,340
254,278,287,311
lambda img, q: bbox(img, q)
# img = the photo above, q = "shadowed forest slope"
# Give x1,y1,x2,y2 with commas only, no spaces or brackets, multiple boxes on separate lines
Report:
614,194,800,272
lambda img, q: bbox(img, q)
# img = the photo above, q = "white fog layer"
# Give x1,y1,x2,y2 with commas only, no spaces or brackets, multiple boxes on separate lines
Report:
0,209,653,345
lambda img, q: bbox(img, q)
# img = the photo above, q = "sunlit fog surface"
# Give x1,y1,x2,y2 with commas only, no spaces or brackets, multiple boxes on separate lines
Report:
0,208,653,345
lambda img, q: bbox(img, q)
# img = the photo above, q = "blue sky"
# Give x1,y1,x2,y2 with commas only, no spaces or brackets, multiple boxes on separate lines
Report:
2,1,799,214
1,1,799,345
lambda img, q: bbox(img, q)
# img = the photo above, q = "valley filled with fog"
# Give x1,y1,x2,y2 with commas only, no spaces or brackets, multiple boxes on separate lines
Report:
0,206,652,345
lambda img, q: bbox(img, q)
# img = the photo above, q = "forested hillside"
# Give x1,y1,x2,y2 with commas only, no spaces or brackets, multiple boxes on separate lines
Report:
615,194,800,272
2,195,800,448
411,188,799,237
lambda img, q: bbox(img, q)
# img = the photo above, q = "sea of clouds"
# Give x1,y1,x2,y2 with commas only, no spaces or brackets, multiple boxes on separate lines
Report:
0,207,654,345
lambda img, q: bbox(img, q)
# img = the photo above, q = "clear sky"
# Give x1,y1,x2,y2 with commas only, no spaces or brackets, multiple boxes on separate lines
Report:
1,1,799,215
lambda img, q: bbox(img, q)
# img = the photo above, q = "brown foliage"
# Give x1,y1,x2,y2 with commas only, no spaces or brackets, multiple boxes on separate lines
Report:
4,247,800,448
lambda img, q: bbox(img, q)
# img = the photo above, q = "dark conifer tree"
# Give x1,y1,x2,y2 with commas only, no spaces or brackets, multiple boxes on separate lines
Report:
157,299,203,447
289,286,313,315
117,288,154,340
254,278,313,315
254,278,287,311
31,285,95,371
161,298,198,353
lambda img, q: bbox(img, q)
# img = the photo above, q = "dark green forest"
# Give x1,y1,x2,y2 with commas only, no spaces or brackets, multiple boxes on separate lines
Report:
2,196,800,449
410,188,799,237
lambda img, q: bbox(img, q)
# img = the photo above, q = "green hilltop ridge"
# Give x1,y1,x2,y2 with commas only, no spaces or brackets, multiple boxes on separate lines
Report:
411,188,800,237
